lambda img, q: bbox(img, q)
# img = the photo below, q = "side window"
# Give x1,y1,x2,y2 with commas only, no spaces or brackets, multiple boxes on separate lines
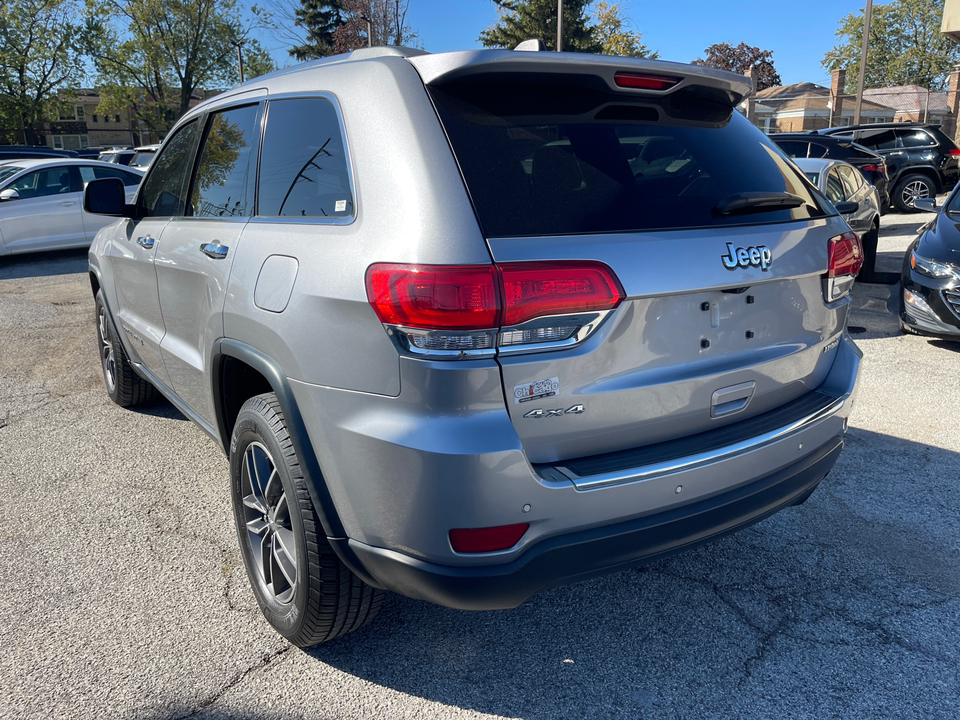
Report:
837,165,862,196
190,104,260,218
807,143,828,159
897,129,934,148
776,141,808,158
90,165,141,186
856,129,898,151
11,167,73,198
825,169,846,203
140,121,200,218
258,97,353,218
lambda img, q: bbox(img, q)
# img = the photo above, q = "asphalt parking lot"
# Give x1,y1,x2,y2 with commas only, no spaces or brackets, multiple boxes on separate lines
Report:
1,213,958,720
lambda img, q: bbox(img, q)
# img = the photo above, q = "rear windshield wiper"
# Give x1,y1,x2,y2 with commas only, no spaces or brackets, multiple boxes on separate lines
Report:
713,192,806,217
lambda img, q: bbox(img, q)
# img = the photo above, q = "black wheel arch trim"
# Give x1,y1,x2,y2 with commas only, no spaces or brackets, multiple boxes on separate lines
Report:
212,338,348,542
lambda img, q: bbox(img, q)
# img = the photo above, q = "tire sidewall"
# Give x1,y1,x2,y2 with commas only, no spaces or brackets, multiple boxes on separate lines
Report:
230,404,311,639
94,292,122,404
895,174,934,213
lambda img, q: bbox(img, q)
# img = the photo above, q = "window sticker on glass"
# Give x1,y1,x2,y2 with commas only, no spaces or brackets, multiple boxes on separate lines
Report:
335,199,347,212
514,377,560,404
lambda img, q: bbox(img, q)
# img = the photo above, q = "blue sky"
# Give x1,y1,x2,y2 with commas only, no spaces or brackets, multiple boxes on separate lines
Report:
264,0,878,88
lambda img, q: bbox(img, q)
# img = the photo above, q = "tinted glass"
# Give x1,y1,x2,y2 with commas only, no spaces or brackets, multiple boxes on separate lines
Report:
140,121,199,217
825,169,846,203
837,165,862,196
429,79,823,236
86,165,141,186
191,104,260,218
258,97,353,218
0,166,24,184
807,143,828,159
776,141,809,158
897,129,934,148
856,129,898,151
10,167,73,198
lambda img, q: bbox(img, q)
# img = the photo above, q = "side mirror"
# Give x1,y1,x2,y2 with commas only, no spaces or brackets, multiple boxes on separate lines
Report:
84,177,131,216
913,197,937,213
0,188,19,201
835,200,859,214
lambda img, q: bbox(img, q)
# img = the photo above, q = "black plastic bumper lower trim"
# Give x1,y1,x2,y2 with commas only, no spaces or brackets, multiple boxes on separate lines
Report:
335,436,844,610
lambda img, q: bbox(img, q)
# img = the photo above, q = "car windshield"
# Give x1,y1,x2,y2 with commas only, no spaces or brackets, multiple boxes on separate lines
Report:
0,165,24,184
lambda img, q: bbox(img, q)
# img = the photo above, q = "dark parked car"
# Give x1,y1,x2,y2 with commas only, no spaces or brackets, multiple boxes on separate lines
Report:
770,133,890,212
98,147,135,165
819,123,960,213
0,145,78,159
899,193,960,338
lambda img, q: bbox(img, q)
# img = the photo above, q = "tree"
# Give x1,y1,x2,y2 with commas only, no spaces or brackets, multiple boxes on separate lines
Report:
693,42,782,91
83,0,272,134
823,0,960,92
479,0,600,53
289,0,342,60
0,0,86,144
591,1,656,58
330,0,417,53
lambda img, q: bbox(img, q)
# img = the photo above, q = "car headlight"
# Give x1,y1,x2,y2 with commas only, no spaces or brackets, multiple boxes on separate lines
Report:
910,251,960,281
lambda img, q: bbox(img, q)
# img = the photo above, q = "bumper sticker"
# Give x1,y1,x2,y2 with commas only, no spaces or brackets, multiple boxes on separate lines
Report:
514,377,560,404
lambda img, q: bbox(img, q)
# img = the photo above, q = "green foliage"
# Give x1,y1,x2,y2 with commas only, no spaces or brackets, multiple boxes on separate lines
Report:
83,0,269,133
823,0,960,92
0,0,86,144
693,42,781,91
591,1,656,58
289,0,342,60
479,0,600,53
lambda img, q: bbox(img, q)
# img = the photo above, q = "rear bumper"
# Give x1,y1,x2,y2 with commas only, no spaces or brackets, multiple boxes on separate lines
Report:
336,436,843,610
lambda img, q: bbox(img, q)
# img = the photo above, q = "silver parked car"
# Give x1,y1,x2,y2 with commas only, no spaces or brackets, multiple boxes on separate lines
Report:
793,157,881,266
85,46,863,646
0,158,141,255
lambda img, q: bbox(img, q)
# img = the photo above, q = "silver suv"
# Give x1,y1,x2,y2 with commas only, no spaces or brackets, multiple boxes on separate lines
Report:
86,46,863,646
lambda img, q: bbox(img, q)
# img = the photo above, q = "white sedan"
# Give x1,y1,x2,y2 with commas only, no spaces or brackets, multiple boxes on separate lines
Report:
0,158,142,256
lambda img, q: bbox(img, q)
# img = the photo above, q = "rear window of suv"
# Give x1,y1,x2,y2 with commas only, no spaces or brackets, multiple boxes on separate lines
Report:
428,77,824,238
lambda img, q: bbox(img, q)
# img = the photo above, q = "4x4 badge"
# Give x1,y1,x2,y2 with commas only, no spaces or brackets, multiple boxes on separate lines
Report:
523,405,584,419
721,242,772,271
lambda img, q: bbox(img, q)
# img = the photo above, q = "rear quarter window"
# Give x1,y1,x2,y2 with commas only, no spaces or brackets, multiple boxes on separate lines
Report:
429,78,824,237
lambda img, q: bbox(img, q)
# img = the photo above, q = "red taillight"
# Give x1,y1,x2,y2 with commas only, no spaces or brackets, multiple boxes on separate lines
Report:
860,164,882,173
614,72,681,91
500,261,624,326
449,523,529,553
827,231,864,278
365,261,623,330
949,147,960,157
365,264,499,330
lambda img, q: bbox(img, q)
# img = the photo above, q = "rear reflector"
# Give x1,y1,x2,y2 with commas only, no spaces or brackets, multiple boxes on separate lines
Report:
614,72,682,91
449,523,529,553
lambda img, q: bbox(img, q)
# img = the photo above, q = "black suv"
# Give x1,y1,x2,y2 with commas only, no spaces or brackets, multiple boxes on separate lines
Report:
770,133,890,213
0,145,78,159
818,123,960,212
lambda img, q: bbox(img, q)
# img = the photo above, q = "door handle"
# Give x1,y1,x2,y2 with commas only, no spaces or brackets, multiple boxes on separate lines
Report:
136,236,155,249
59,201,76,207
200,242,229,259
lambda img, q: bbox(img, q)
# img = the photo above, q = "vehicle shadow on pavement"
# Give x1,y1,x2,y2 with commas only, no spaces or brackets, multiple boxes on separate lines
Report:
296,430,959,720
0,247,88,279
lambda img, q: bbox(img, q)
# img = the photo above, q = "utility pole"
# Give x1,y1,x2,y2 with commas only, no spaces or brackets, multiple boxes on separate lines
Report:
853,0,873,125
557,0,563,52
234,39,246,83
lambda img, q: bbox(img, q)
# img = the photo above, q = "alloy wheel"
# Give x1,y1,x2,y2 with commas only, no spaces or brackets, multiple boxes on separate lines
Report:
902,180,930,207
241,441,298,604
98,307,117,394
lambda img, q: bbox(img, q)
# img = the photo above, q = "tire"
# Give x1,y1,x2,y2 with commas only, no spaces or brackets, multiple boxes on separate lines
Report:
95,291,157,407
893,174,935,213
230,393,383,646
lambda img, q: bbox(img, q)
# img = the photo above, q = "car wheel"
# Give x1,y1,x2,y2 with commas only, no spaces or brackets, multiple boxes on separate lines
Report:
95,291,157,407
230,393,383,646
893,174,935,213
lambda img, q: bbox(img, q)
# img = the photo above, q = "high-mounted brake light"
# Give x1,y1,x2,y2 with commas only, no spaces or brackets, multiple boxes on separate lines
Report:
823,231,863,302
365,261,624,357
614,72,682,91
